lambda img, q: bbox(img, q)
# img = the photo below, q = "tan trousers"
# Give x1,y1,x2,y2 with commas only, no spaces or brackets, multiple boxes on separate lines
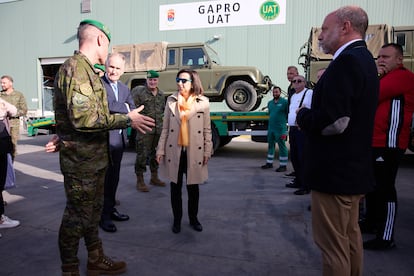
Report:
312,191,364,276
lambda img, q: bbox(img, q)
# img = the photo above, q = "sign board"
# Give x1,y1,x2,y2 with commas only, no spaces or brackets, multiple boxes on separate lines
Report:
159,0,286,31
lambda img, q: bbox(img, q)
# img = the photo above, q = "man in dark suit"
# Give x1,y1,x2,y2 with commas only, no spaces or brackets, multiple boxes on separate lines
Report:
100,53,136,232
296,6,379,275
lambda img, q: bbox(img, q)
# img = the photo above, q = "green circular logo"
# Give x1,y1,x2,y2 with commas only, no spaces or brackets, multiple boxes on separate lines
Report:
260,1,280,21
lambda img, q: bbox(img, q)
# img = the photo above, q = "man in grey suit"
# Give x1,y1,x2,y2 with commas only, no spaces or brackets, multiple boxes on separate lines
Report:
100,53,136,232
296,6,379,275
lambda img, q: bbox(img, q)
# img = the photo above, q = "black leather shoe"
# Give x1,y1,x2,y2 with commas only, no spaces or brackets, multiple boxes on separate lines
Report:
190,221,203,232
285,181,299,188
172,223,181,234
284,171,296,177
363,238,396,250
111,210,129,221
99,220,117,233
261,163,273,169
275,166,287,172
294,189,310,195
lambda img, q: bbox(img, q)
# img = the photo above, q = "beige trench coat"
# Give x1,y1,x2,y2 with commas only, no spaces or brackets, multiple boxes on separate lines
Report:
156,92,213,185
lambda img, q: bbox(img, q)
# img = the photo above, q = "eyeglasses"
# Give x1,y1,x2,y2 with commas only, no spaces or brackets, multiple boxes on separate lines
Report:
292,79,303,83
176,78,192,84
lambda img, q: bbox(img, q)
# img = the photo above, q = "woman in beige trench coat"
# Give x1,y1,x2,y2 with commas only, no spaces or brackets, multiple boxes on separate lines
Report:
156,69,212,234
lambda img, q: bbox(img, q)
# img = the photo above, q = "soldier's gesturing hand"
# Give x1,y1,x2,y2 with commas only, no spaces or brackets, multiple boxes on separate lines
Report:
128,105,155,134
45,134,60,152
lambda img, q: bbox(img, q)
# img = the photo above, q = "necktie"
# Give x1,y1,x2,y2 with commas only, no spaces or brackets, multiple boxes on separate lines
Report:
111,83,118,101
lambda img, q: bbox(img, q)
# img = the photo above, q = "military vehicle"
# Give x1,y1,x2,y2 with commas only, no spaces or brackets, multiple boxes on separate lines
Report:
298,24,414,151
298,24,414,85
113,42,272,112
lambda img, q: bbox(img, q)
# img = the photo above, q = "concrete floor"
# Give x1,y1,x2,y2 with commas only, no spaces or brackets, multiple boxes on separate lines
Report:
2,134,414,276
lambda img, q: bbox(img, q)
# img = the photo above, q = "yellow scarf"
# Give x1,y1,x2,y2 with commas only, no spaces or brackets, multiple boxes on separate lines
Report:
178,93,196,146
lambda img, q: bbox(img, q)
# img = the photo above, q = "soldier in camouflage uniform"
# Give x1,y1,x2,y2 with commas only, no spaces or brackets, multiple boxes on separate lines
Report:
0,75,28,160
51,19,154,276
131,70,166,192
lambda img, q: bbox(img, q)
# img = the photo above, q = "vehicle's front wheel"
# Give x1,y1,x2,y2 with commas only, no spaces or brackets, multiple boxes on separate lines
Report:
225,80,258,111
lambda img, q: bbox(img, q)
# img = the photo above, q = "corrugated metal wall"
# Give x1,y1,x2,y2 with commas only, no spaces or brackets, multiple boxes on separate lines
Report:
0,0,413,111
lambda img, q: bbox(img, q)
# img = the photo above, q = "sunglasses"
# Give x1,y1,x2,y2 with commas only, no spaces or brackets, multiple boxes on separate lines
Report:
292,79,303,83
176,78,192,84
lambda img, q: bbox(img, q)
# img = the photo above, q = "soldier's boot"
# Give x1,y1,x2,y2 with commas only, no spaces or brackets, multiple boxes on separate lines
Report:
87,243,126,276
150,171,165,187
136,174,149,192
61,263,80,276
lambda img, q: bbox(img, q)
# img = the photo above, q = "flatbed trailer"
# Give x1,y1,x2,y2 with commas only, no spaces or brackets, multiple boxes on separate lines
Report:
26,111,271,152
128,110,270,151
26,117,56,136
210,111,269,151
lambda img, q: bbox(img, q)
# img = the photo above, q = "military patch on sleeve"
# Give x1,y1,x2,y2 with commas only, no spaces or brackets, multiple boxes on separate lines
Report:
79,83,93,96
72,92,90,108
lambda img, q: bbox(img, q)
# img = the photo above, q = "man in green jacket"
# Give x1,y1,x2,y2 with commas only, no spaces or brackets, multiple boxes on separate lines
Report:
131,70,166,192
0,75,28,159
52,19,154,276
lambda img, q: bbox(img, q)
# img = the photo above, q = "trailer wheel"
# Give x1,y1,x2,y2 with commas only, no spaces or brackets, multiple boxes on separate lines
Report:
225,80,258,111
219,136,233,147
212,125,220,153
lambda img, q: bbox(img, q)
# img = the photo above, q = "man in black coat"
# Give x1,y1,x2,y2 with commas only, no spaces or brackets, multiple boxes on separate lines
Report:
296,6,379,275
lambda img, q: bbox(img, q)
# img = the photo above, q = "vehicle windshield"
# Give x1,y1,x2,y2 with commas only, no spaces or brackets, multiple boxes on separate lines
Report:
205,44,221,65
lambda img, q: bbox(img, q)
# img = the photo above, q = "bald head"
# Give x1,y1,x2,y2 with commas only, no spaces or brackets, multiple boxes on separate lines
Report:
335,6,368,37
318,6,369,55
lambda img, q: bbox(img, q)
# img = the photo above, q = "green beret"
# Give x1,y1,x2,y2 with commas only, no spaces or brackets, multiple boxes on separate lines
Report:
80,19,111,42
147,70,160,79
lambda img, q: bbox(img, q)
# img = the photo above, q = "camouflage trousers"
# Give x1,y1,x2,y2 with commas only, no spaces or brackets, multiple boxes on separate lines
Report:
58,168,106,265
9,126,19,159
134,133,160,174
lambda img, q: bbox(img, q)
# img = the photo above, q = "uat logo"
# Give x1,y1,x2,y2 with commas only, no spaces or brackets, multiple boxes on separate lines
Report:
167,9,175,22
260,1,280,21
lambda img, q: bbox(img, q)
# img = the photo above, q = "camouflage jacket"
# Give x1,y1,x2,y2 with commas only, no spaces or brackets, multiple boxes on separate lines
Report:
54,51,129,173
0,90,28,127
130,85,165,135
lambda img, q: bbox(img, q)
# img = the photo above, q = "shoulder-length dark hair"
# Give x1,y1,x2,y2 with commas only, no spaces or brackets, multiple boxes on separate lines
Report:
176,69,204,96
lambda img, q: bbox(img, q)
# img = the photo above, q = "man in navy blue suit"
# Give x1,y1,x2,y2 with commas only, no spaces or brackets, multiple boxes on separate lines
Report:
296,6,379,275
100,53,136,232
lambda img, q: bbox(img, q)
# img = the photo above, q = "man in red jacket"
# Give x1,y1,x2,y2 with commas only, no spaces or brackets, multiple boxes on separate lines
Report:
362,43,414,250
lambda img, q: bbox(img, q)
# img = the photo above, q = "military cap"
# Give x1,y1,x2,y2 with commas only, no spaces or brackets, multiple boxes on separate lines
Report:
80,19,111,42
147,70,160,78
